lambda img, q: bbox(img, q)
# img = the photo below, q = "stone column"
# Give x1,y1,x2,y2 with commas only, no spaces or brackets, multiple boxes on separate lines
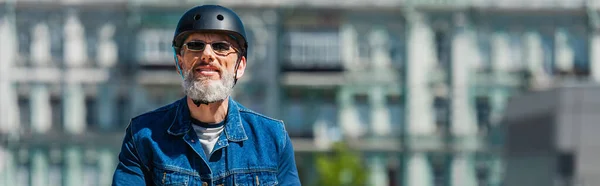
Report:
405,11,436,136
490,32,512,125
30,22,53,133
554,28,574,73
368,154,389,186
590,31,600,82
64,147,83,186
63,83,86,134
98,149,116,186
405,152,433,186
369,86,391,137
313,110,332,150
368,27,392,137
338,23,363,139
261,11,281,119
450,18,479,186
488,156,504,186
97,23,118,131
0,14,21,135
31,150,49,186
83,149,98,186
0,148,16,186
450,153,477,186
63,13,87,134
338,87,364,139
450,22,478,137
63,13,88,68
48,148,62,186
340,23,359,71
524,31,551,89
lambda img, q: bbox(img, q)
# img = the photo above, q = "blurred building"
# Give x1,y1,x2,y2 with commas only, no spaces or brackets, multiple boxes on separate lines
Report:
1,0,600,185
504,83,600,186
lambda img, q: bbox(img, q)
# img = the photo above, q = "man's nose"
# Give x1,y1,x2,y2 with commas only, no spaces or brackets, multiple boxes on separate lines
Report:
200,44,215,63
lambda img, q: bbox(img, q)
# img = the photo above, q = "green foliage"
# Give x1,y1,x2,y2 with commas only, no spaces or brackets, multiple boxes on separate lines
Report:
315,142,368,186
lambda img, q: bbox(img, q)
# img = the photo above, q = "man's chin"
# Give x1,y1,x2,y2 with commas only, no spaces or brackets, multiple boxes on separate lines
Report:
194,78,219,85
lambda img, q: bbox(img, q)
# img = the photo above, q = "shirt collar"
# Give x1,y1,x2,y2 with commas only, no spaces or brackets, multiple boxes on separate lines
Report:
167,96,248,142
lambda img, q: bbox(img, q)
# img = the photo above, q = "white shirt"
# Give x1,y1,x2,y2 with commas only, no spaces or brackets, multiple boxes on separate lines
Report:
191,121,225,157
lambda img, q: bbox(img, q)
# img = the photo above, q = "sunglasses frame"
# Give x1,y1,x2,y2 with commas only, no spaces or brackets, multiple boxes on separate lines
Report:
182,40,240,56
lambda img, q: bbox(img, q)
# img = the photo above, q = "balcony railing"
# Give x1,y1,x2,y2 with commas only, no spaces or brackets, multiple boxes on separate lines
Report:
282,31,343,72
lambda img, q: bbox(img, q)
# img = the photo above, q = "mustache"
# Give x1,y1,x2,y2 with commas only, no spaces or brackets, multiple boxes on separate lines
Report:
185,57,222,74
185,62,223,75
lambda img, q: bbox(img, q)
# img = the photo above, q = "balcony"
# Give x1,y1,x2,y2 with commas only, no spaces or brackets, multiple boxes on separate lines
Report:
281,31,343,72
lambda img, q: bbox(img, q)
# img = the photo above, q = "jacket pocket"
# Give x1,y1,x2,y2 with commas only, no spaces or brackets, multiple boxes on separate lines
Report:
233,171,278,186
152,165,192,186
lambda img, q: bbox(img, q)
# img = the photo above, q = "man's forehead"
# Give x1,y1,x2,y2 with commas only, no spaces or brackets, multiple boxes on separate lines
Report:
184,32,232,42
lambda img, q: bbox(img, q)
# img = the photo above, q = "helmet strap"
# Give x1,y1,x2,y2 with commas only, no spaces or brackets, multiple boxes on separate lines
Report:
233,53,242,86
173,47,185,80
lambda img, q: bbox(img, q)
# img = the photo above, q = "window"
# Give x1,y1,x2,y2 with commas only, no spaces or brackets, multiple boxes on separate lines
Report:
475,96,491,133
390,35,406,70
51,96,63,131
570,27,590,77
116,95,129,129
354,94,371,135
509,34,525,71
476,29,493,72
433,96,449,134
85,97,97,129
313,88,338,127
435,30,451,69
475,159,490,185
137,29,173,64
387,94,404,136
310,88,340,141
282,87,310,137
557,153,574,179
18,96,30,131
17,23,31,64
283,31,342,71
430,153,450,186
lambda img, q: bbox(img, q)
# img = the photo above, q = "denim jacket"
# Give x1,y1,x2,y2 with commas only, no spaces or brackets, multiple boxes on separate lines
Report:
112,96,301,186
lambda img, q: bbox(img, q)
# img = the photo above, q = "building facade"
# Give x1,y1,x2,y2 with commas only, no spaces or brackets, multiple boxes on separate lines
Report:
1,0,599,185
502,83,600,186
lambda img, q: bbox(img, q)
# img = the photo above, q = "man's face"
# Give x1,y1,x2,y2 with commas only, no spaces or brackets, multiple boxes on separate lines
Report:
177,32,246,103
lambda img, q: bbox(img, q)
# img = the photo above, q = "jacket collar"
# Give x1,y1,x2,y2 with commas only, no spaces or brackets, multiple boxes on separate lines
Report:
167,96,248,142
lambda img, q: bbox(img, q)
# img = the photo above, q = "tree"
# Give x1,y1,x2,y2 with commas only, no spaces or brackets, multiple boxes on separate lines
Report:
315,141,368,186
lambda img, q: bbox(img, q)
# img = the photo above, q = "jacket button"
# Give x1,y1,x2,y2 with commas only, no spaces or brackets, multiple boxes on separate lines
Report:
202,182,208,186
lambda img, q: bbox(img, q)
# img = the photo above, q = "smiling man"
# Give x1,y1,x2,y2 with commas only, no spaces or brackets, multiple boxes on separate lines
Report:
112,5,301,186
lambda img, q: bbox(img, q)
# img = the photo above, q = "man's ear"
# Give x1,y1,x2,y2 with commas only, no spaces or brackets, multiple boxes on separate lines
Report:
235,56,247,79
175,53,184,74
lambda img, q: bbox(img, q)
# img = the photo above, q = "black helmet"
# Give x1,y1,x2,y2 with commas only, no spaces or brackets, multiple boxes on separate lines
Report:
172,5,248,57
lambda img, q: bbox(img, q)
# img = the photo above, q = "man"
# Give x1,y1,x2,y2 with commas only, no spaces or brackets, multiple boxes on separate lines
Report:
112,5,301,186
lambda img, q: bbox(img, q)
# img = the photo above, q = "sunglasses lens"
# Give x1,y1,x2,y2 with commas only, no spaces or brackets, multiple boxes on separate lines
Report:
211,42,231,54
184,41,235,55
186,42,205,51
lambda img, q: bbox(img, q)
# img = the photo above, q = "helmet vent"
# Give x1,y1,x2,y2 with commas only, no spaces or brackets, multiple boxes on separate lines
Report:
217,14,224,21
193,14,201,20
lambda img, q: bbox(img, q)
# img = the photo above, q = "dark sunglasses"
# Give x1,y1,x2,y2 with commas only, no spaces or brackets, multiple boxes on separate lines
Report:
182,41,237,55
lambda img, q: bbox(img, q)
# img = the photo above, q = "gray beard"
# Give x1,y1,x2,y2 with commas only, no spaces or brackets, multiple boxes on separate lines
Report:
182,68,235,104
